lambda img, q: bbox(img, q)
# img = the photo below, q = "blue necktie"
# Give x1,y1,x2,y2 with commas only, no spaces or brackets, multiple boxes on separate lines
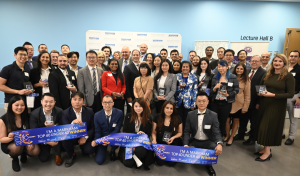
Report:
28,61,33,69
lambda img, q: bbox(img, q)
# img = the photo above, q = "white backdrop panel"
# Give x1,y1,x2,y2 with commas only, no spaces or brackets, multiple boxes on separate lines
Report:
230,41,269,56
195,41,229,58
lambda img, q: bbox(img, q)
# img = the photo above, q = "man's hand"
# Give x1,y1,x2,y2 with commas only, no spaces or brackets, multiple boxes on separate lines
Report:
256,104,259,109
72,119,83,125
292,98,300,106
127,98,132,103
214,144,223,155
91,140,97,147
44,121,55,127
18,89,32,95
66,85,77,92
78,137,87,145
47,141,58,146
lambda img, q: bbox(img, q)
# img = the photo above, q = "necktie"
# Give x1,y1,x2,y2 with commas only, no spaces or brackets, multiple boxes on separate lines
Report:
197,113,206,115
106,115,111,125
123,60,127,72
28,61,33,69
249,70,255,80
92,68,97,95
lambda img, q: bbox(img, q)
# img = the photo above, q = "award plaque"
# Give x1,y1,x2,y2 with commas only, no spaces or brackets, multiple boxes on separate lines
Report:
23,82,34,92
158,88,166,96
258,85,267,94
162,131,172,142
220,83,227,93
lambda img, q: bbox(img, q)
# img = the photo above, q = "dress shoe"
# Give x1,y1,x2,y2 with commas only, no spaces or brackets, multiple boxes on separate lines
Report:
144,165,150,170
65,153,76,167
282,134,286,139
20,152,27,163
233,135,244,140
206,165,216,176
243,139,255,145
110,151,116,161
55,155,63,166
12,157,20,172
285,138,294,145
253,152,263,156
255,154,272,162
223,137,229,143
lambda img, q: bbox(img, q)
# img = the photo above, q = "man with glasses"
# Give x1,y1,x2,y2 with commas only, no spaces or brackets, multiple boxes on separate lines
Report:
0,47,32,112
77,50,103,113
213,49,236,73
282,50,300,145
210,47,225,70
236,55,266,145
205,46,217,63
23,42,36,69
91,95,124,165
118,46,132,73
261,53,271,70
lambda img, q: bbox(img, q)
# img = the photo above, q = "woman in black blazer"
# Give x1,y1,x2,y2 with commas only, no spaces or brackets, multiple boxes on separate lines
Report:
29,51,52,110
119,98,154,170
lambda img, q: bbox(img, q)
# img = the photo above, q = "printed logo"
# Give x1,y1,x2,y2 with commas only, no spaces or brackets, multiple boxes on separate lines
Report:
18,131,34,145
105,44,115,46
244,46,252,53
105,32,115,35
153,40,163,42
137,34,147,36
155,145,167,159
89,37,99,40
168,46,178,48
169,34,178,37
121,39,131,41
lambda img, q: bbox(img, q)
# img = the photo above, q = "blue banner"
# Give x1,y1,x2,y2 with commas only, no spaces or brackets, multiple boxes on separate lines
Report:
95,133,218,165
152,144,218,165
13,123,88,146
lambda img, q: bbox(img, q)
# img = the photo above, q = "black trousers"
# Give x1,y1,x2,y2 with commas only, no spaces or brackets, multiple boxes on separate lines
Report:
113,99,125,113
90,93,102,114
177,103,192,131
211,100,232,137
38,142,61,162
156,157,176,167
62,138,95,158
189,139,217,150
120,146,154,168
238,107,258,140
155,100,166,114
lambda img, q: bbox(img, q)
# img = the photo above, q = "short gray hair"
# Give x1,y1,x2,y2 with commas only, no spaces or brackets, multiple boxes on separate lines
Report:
250,55,262,61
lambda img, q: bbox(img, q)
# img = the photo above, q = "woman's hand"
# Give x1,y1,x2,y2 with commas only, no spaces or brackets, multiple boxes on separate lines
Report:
38,79,48,87
263,91,275,97
179,84,186,89
166,137,174,145
190,107,195,110
111,92,118,99
242,111,247,114
27,145,34,151
198,82,203,87
220,90,229,97
214,83,222,90
137,131,145,135
152,140,157,144
8,132,15,138
91,140,98,147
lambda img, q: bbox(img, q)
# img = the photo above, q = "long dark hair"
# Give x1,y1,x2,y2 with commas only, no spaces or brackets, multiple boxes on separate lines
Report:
145,53,155,69
37,51,51,74
232,62,249,83
3,96,29,133
154,59,173,90
173,60,182,74
156,101,180,134
152,55,162,72
196,57,211,76
107,58,125,85
130,98,150,127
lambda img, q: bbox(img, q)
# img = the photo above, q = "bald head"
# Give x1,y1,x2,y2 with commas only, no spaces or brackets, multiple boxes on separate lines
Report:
121,46,131,60
261,52,271,65
140,43,148,55
179,53,183,62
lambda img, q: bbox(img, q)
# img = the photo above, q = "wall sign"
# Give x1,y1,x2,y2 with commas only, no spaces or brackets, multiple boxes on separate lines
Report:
240,36,273,41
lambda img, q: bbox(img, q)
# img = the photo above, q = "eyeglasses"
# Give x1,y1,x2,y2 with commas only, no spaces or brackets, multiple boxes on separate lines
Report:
251,60,260,63
225,55,233,57
87,57,96,59
103,102,113,105
18,54,27,57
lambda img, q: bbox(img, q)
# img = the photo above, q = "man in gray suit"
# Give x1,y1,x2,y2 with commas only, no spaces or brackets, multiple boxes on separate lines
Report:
77,50,104,113
183,91,223,176
118,46,132,72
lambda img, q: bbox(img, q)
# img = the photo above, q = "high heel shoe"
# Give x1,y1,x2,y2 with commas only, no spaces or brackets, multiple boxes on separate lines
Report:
254,149,271,156
255,154,272,162
223,137,230,143
226,138,234,146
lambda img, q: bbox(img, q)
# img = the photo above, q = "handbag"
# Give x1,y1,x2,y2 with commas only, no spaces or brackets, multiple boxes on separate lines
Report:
140,77,155,111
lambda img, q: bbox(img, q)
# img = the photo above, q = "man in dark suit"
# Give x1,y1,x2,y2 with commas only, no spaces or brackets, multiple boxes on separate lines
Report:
29,93,63,165
124,49,141,107
184,92,223,176
118,46,132,73
66,51,82,78
91,95,124,165
210,47,225,70
32,44,48,62
61,92,95,167
236,55,266,145
23,42,37,69
140,43,148,61
49,55,77,110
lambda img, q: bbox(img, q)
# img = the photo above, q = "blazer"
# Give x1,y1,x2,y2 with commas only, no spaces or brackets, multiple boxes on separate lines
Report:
61,106,95,139
213,63,236,74
94,108,124,140
101,70,126,99
48,68,77,110
98,64,109,71
30,106,63,129
247,67,266,108
124,62,140,100
29,67,53,109
123,113,152,137
196,73,214,93
153,73,177,102
175,73,198,109
118,57,133,72
230,79,251,114
183,109,222,146
77,66,103,106
66,65,83,70
211,73,239,103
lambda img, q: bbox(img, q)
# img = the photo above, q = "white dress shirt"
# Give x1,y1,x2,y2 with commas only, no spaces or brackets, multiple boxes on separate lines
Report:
194,109,209,140
59,68,72,96
261,64,270,70
73,107,88,139
135,120,141,133
43,108,52,122
104,110,112,124
88,65,99,92
41,67,51,94
133,62,140,71
248,69,258,78
69,64,79,77
158,75,167,88
122,58,129,72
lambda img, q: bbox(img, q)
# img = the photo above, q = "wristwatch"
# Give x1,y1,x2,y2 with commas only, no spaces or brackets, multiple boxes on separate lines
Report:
217,141,223,146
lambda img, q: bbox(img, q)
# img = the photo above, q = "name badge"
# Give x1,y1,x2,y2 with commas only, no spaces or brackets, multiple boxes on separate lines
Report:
292,72,296,76
72,76,75,80
108,73,112,76
228,82,233,87
24,72,29,77
204,125,211,129
112,123,117,127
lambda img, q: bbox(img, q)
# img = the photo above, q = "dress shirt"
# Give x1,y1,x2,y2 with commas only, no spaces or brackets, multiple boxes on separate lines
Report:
191,68,197,74
261,64,270,70
248,69,258,78
43,108,53,122
104,110,112,124
59,67,71,86
158,75,167,88
122,58,129,72
72,107,88,139
69,64,79,77
87,65,99,92
194,109,209,140
135,120,141,133
141,53,146,62
133,62,140,70
41,67,51,94
199,73,206,82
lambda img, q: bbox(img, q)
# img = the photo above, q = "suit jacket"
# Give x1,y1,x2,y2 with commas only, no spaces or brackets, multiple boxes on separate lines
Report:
123,113,152,138
94,108,124,140
210,60,219,70
30,106,63,129
153,73,177,102
29,67,53,109
118,57,133,72
183,109,222,146
61,106,95,138
124,62,140,100
66,65,83,70
247,67,266,108
101,70,126,99
48,68,77,110
77,66,103,106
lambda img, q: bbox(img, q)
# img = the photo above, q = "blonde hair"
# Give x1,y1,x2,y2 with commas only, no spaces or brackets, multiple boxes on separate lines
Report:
264,53,288,82
113,51,121,59
97,51,107,62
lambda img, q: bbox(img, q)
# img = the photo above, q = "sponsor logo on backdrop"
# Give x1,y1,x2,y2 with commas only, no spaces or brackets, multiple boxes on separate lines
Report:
89,37,99,40
105,32,115,35
168,46,178,48
244,46,252,53
105,44,115,46
121,39,131,41
167,40,181,43
169,34,178,37
137,45,140,47
153,40,163,42
137,34,147,36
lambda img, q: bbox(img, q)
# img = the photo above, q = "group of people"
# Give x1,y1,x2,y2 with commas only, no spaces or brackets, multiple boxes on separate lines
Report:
0,42,299,176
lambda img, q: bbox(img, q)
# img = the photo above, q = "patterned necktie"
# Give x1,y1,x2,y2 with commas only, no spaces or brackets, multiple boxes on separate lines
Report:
197,113,206,115
249,70,255,80
123,60,127,72
92,68,97,95
28,61,33,69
